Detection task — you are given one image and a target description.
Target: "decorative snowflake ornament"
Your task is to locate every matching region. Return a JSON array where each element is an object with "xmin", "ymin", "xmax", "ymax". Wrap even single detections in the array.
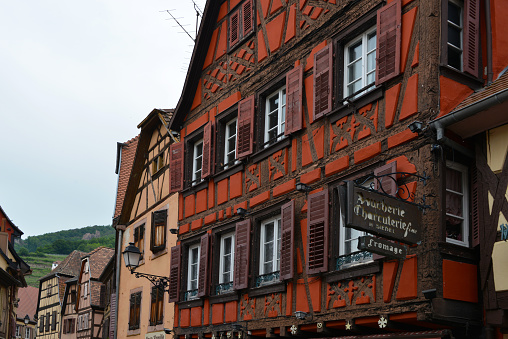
[
  {"xmin": 227, "ymin": 331, "xmax": 232, "ymax": 338},
  {"xmin": 290, "ymin": 324, "xmax": 298, "ymax": 335},
  {"xmin": 378, "ymin": 316, "xmax": 387, "ymax": 328}
]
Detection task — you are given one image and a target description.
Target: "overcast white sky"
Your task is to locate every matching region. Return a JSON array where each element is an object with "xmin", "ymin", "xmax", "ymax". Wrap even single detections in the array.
[{"xmin": 0, "ymin": 0, "xmax": 206, "ymax": 237}]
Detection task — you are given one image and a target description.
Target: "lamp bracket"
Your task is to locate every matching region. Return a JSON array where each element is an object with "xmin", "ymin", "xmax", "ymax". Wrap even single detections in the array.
[{"xmin": 130, "ymin": 269, "xmax": 171, "ymax": 293}]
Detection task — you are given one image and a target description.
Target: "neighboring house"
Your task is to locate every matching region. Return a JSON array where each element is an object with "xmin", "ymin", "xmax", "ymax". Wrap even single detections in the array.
[
  {"xmin": 0, "ymin": 205, "xmax": 23, "ymax": 244},
  {"xmin": 36, "ymin": 250, "xmax": 85, "ymax": 339},
  {"xmin": 16, "ymin": 286, "xmax": 38, "ymax": 339},
  {"xmin": 98, "ymin": 257, "xmax": 114, "ymax": 339},
  {"xmin": 164, "ymin": 0, "xmax": 507, "ymax": 338},
  {"xmin": 60, "ymin": 278, "xmax": 78, "ymax": 339},
  {"xmin": 113, "ymin": 109, "xmax": 179, "ymax": 339}
]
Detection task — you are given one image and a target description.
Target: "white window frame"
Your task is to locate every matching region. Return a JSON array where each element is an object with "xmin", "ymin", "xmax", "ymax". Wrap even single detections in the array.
[
  {"xmin": 445, "ymin": 161, "xmax": 469, "ymax": 247},
  {"xmin": 343, "ymin": 26, "xmax": 377, "ymax": 99},
  {"xmin": 25, "ymin": 327, "xmax": 30, "ymax": 339},
  {"xmin": 224, "ymin": 118, "xmax": 238, "ymax": 169},
  {"xmin": 187, "ymin": 244, "xmax": 200, "ymax": 297},
  {"xmin": 447, "ymin": 0, "xmax": 463, "ymax": 70},
  {"xmin": 15, "ymin": 325, "xmax": 20, "ymax": 337},
  {"xmin": 219, "ymin": 232, "xmax": 235, "ymax": 285},
  {"xmin": 264, "ymin": 87, "xmax": 286, "ymax": 147},
  {"xmin": 192, "ymin": 139, "xmax": 204, "ymax": 185},
  {"xmin": 259, "ymin": 216, "xmax": 281, "ymax": 276}
]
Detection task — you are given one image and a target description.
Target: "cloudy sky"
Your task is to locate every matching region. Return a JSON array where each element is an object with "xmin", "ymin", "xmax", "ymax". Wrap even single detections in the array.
[{"xmin": 0, "ymin": 0, "xmax": 205, "ymax": 237}]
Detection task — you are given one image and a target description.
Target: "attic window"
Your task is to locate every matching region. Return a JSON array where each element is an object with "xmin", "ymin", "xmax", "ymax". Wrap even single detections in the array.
[
  {"xmin": 152, "ymin": 153, "xmax": 164, "ymax": 174},
  {"xmin": 229, "ymin": 0, "xmax": 254, "ymax": 50},
  {"xmin": 84, "ymin": 261, "xmax": 89, "ymax": 273}
]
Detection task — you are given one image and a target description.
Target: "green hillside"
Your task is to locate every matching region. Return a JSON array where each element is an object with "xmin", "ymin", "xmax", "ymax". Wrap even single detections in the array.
[{"xmin": 21, "ymin": 253, "xmax": 68, "ymax": 288}]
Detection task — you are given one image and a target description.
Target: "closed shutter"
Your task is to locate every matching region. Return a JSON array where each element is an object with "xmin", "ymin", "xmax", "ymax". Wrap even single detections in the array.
[
  {"xmin": 313, "ymin": 44, "xmax": 333, "ymax": 120},
  {"xmin": 307, "ymin": 190, "xmax": 329, "ymax": 274},
  {"xmin": 201, "ymin": 121, "xmax": 213, "ymax": 179},
  {"xmin": 374, "ymin": 161, "xmax": 397, "ymax": 196},
  {"xmin": 233, "ymin": 219, "xmax": 251, "ymax": 289},
  {"xmin": 280, "ymin": 201, "xmax": 295, "ymax": 280},
  {"xmin": 230, "ymin": 9, "xmax": 240, "ymax": 47},
  {"xmin": 471, "ymin": 165, "xmax": 480, "ymax": 247},
  {"xmin": 242, "ymin": 0, "xmax": 254, "ymax": 37},
  {"xmin": 285, "ymin": 65, "xmax": 303, "ymax": 135},
  {"xmin": 169, "ymin": 142, "xmax": 184, "ymax": 192},
  {"xmin": 236, "ymin": 95, "xmax": 255, "ymax": 158},
  {"xmin": 63, "ymin": 319, "xmax": 67, "ymax": 334},
  {"xmin": 39, "ymin": 316, "xmax": 44, "ymax": 333},
  {"xmin": 376, "ymin": 0, "xmax": 401, "ymax": 85},
  {"xmin": 109, "ymin": 293, "xmax": 116, "ymax": 337},
  {"xmin": 45, "ymin": 313, "xmax": 50, "ymax": 332},
  {"xmin": 72, "ymin": 318, "xmax": 76, "ymax": 333},
  {"xmin": 463, "ymin": 0, "xmax": 479, "ymax": 77},
  {"xmin": 198, "ymin": 233, "xmax": 210, "ymax": 297},
  {"xmin": 168, "ymin": 245, "xmax": 181, "ymax": 302}
]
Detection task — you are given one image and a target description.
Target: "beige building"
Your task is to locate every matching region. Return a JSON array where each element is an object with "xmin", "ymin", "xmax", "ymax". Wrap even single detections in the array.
[{"xmin": 113, "ymin": 109, "xmax": 179, "ymax": 339}]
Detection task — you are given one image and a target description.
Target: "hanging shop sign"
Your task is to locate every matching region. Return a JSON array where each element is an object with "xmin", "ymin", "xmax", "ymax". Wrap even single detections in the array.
[
  {"xmin": 358, "ymin": 236, "xmax": 407, "ymax": 259},
  {"xmin": 347, "ymin": 182, "xmax": 421, "ymax": 244}
]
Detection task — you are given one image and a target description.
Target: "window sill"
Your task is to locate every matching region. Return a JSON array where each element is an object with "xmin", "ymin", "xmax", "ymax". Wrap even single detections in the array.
[
  {"xmin": 440, "ymin": 65, "xmax": 483, "ymax": 90},
  {"xmin": 248, "ymin": 281, "xmax": 286, "ymax": 297},
  {"xmin": 209, "ymin": 291, "xmax": 239, "ymax": 304},
  {"xmin": 213, "ymin": 163, "xmax": 244, "ymax": 182},
  {"xmin": 329, "ymin": 87, "xmax": 384, "ymax": 124},
  {"xmin": 251, "ymin": 137, "xmax": 292, "ymax": 164},
  {"xmin": 177, "ymin": 298, "xmax": 204, "ymax": 310},
  {"xmin": 438, "ymin": 241, "xmax": 476, "ymax": 262},
  {"xmin": 150, "ymin": 248, "xmax": 167, "ymax": 260},
  {"xmin": 324, "ymin": 261, "xmax": 380, "ymax": 283},
  {"xmin": 147, "ymin": 324, "xmax": 164, "ymax": 333},
  {"xmin": 127, "ymin": 328, "xmax": 141, "ymax": 336},
  {"xmin": 182, "ymin": 180, "xmax": 209, "ymax": 197}
]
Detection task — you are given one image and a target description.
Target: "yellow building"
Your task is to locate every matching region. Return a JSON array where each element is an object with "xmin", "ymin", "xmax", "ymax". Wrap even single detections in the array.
[{"xmin": 113, "ymin": 109, "xmax": 179, "ymax": 339}]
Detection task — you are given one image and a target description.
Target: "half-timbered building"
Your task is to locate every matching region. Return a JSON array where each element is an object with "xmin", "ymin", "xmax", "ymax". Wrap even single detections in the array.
[
  {"xmin": 114, "ymin": 109, "xmax": 180, "ymax": 339},
  {"xmin": 165, "ymin": 0, "xmax": 508, "ymax": 338}
]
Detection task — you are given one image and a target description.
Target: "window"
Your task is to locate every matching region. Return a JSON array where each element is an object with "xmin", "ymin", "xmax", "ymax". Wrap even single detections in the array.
[
  {"xmin": 151, "ymin": 210, "xmax": 167, "ymax": 253},
  {"xmin": 192, "ymin": 139, "xmax": 204, "ymax": 185},
  {"xmin": 45, "ymin": 313, "xmax": 50, "ymax": 332},
  {"xmin": 217, "ymin": 232, "xmax": 235, "ymax": 293},
  {"xmin": 52, "ymin": 311, "xmax": 57, "ymax": 331},
  {"xmin": 445, "ymin": 161, "xmax": 469, "ymax": 246},
  {"xmin": 152, "ymin": 153, "xmax": 164, "ymax": 174},
  {"xmin": 71, "ymin": 290, "xmax": 77, "ymax": 304},
  {"xmin": 39, "ymin": 316, "xmax": 44, "ymax": 333},
  {"xmin": 186, "ymin": 244, "xmax": 200, "ymax": 300},
  {"xmin": 229, "ymin": 0, "xmax": 254, "ymax": 49},
  {"xmin": 25, "ymin": 327, "xmax": 30, "ymax": 338},
  {"xmin": 149, "ymin": 286, "xmax": 164, "ymax": 326},
  {"xmin": 83, "ymin": 281, "xmax": 88, "ymax": 298},
  {"xmin": 84, "ymin": 261, "xmax": 89, "ymax": 273},
  {"xmin": 134, "ymin": 224, "xmax": 145, "ymax": 260},
  {"xmin": 224, "ymin": 118, "xmax": 238, "ymax": 169},
  {"xmin": 264, "ymin": 87, "xmax": 286, "ymax": 147},
  {"xmin": 344, "ymin": 26, "xmax": 376, "ymax": 99},
  {"xmin": 447, "ymin": 1, "xmax": 463, "ymax": 70},
  {"xmin": 256, "ymin": 216, "xmax": 282, "ymax": 286},
  {"xmin": 129, "ymin": 291, "xmax": 141, "ymax": 331},
  {"xmin": 15, "ymin": 325, "xmax": 20, "ymax": 337}
]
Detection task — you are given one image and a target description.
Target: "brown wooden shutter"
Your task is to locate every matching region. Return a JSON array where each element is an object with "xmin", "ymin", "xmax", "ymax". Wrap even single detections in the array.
[
  {"xmin": 280, "ymin": 201, "xmax": 295, "ymax": 280},
  {"xmin": 242, "ymin": 0, "xmax": 254, "ymax": 37},
  {"xmin": 109, "ymin": 293, "xmax": 116, "ymax": 337},
  {"xmin": 201, "ymin": 121, "xmax": 213, "ymax": 179},
  {"xmin": 198, "ymin": 233, "xmax": 210, "ymax": 297},
  {"xmin": 169, "ymin": 142, "xmax": 184, "ymax": 192},
  {"xmin": 376, "ymin": 0, "xmax": 401, "ymax": 85},
  {"xmin": 374, "ymin": 161, "xmax": 397, "ymax": 196},
  {"xmin": 233, "ymin": 219, "xmax": 251, "ymax": 289},
  {"xmin": 230, "ymin": 9, "xmax": 240, "ymax": 47},
  {"xmin": 307, "ymin": 190, "xmax": 329, "ymax": 274},
  {"xmin": 313, "ymin": 44, "xmax": 333, "ymax": 120},
  {"xmin": 168, "ymin": 245, "xmax": 181, "ymax": 302},
  {"xmin": 285, "ymin": 66, "xmax": 303, "ymax": 135},
  {"xmin": 39, "ymin": 316, "xmax": 44, "ymax": 332},
  {"xmin": 63, "ymin": 319, "xmax": 67, "ymax": 334},
  {"xmin": 236, "ymin": 95, "xmax": 255, "ymax": 158},
  {"xmin": 463, "ymin": 0, "xmax": 479, "ymax": 77},
  {"xmin": 471, "ymin": 165, "xmax": 480, "ymax": 247},
  {"xmin": 45, "ymin": 313, "xmax": 50, "ymax": 332}
]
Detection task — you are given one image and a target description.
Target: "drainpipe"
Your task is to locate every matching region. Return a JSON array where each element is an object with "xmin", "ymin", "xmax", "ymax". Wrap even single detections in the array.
[
  {"xmin": 485, "ymin": 0, "xmax": 493, "ymax": 85},
  {"xmin": 114, "ymin": 227, "xmax": 123, "ymax": 339}
]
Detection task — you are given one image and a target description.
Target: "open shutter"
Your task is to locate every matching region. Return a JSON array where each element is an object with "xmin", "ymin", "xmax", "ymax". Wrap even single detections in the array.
[
  {"xmin": 201, "ymin": 122, "xmax": 213, "ymax": 179},
  {"xmin": 307, "ymin": 190, "xmax": 329, "ymax": 274},
  {"xmin": 109, "ymin": 293, "xmax": 116, "ymax": 337},
  {"xmin": 236, "ymin": 95, "xmax": 255, "ymax": 158},
  {"xmin": 463, "ymin": 0, "xmax": 479, "ymax": 77},
  {"xmin": 198, "ymin": 233, "xmax": 210, "ymax": 297},
  {"xmin": 168, "ymin": 245, "xmax": 181, "ymax": 302},
  {"xmin": 242, "ymin": 0, "xmax": 254, "ymax": 37},
  {"xmin": 374, "ymin": 161, "xmax": 397, "ymax": 196},
  {"xmin": 471, "ymin": 166, "xmax": 480, "ymax": 247},
  {"xmin": 376, "ymin": 0, "xmax": 401, "ymax": 85},
  {"xmin": 280, "ymin": 201, "xmax": 295, "ymax": 280},
  {"xmin": 313, "ymin": 44, "xmax": 333, "ymax": 120},
  {"xmin": 234, "ymin": 219, "xmax": 251, "ymax": 290},
  {"xmin": 230, "ymin": 9, "xmax": 240, "ymax": 47},
  {"xmin": 285, "ymin": 65, "xmax": 303, "ymax": 135},
  {"xmin": 169, "ymin": 142, "xmax": 184, "ymax": 193}
]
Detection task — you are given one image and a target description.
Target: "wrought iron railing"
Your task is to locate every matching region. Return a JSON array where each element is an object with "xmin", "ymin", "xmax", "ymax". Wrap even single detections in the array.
[
  {"xmin": 255, "ymin": 271, "xmax": 280, "ymax": 287},
  {"xmin": 215, "ymin": 282, "xmax": 234, "ymax": 295},
  {"xmin": 184, "ymin": 289, "xmax": 198, "ymax": 301},
  {"xmin": 336, "ymin": 251, "xmax": 373, "ymax": 270}
]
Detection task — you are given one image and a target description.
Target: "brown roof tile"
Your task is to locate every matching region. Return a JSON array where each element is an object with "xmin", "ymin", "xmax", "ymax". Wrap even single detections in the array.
[
  {"xmin": 453, "ymin": 71, "xmax": 508, "ymax": 112},
  {"xmin": 17, "ymin": 286, "xmax": 38, "ymax": 320},
  {"xmin": 86, "ymin": 247, "xmax": 114, "ymax": 280},
  {"xmin": 114, "ymin": 135, "xmax": 139, "ymax": 219},
  {"xmin": 40, "ymin": 250, "xmax": 86, "ymax": 281}
]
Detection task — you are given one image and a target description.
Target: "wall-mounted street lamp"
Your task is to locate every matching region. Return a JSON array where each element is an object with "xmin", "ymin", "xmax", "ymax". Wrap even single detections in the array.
[
  {"xmin": 407, "ymin": 120, "xmax": 426, "ymax": 134},
  {"xmin": 123, "ymin": 243, "xmax": 171, "ymax": 292},
  {"xmin": 24, "ymin": 315, "xmax": 30, "ymax": 325},
  {"xmin": 295, "ymin": 182, "xmax": 312, "ymax": 192},
  {"xmin": 294, "ymin": 311, "xmax": 309, "ymax": 320},
  {"xmin": 236, "ymin": 208, "xmax": 249, "ymax": 217}
]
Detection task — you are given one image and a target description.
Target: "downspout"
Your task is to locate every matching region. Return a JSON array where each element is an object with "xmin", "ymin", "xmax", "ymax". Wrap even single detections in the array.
[
  {"xmin": 114, "ymin": 228, "xmax": 123, "ymax": 339},
  {"xmin": 485, "ymin": 0, "xmax": 493, "ymax": 85}
]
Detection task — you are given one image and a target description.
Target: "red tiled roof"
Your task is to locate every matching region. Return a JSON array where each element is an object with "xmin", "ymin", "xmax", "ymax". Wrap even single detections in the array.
[
  {"xmin": 17, "ymin": 286, "xmax": 38, "ymax": 320},
  {"xmin": 114, "ymin": 135, "xmax": 139, "ymax": 219},
  {"xmin": 86, "ymin": 247, "xmax": 114, "ymax": 280},
  {"xmin": 40, "ymin": 250, "xmax": 86, "ymax": 281},
  {"xmin": 453, "ymin": 70, "xmax": 508, "ymax": 112}
]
